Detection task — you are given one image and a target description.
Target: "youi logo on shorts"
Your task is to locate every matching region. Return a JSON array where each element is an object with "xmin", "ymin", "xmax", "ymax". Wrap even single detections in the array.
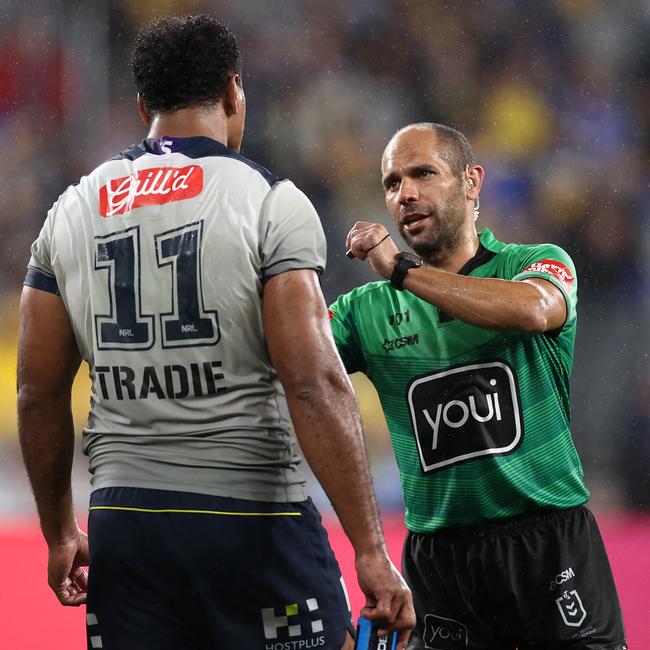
[
  {"xmin": 99, "ymin": 165, "xmax": 203, "ymax": 217},
  {"xmin": 261, "ymin": 598, "xmax": 325, "ymax": 649},
  {"xmin": 422, "ymin": 614, "xmax": 467, "ymax": 649},
  {"xmin": 407, "ymin": 361, "xmax": 522, "ymax": 473}
]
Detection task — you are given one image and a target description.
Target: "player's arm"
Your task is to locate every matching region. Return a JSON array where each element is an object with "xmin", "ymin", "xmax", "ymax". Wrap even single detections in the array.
[
  {"xmin": 347, "ymin": 222, "xmax": 566, "ymax": 332},
  {"xmin": 263, "ymin": 269, "xmax": 415, "ymax": 647},
  {"xmin": 17, "ymin": 286, "xmax": 88, "ymax": 606}
]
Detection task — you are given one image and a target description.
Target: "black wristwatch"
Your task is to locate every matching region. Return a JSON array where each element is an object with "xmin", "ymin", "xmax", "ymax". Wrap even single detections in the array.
[{"xmin": 390, "ymin": 252, "xmax": 423, "ymax": 290}]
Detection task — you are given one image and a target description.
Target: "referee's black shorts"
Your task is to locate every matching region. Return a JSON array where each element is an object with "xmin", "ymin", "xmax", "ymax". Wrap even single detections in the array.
[
  {"xmin": 403, "ymin": 506, "xmax": 626, "ymax": 650},
  {"xmin": 85, "ymin": 487, "xmax": 354, "ymax": 650}
]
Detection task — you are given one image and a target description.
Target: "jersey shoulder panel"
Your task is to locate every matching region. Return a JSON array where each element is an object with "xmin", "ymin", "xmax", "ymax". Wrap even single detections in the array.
[
  {"xmin": 25, "ymin": 180, "xmax": 92, "ymax": 291},
  {"xmin": 109, "ymin": 137, "xmax": 285, "ymax": 187},
  {"xmin": 507, "ymin": 242, "xmax": 577, "ymax": 323},
  {"xmin": 480, "ymin": 230, "xmax": 578, "ymax": 324},
  {"xmin": 259, "ymin": 180, "xmax": 326, "ymax": 279},
  {"xmin": 480, "ymin": 228, "xmax": 575, "ymax": 272}
]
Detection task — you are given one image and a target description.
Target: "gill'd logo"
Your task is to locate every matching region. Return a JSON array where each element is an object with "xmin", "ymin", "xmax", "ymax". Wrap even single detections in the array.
[
  {"xmin": 99, "ymin": 165, "xmax": 203, "ymax": 217},
  {"xmin": 407, "ymin": 361, "xmax": 522, "ymax": 473},
  {"xmin": 521, "ymin": 259, "xmax": 574, "ymax": 290}
]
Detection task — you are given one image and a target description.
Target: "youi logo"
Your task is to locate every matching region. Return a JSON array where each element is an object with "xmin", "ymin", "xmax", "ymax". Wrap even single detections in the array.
[
  {"xmin": 422, "ymin": 614, "xmax": 467, "ymax": 649},
  {"xmin": 407, "ymin": 361, "xmax": 522, "ymax": 473}
]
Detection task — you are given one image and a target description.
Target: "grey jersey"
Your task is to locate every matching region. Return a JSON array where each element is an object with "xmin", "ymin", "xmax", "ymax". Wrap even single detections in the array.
[{"xmin": 25, "ymin": 136, "xmax": 326, "ymax": 502}]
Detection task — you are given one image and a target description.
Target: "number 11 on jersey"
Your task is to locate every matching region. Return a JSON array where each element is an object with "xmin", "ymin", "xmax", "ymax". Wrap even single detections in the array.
[{"xmin": 94, "ymin": 220, "xmax": 219, "ymax": 351}]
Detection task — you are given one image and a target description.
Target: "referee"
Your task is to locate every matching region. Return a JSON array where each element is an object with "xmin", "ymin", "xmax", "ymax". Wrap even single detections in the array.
[{"xmin": 331, "ymin": 122, "xmax": 626, "ymax": 649}]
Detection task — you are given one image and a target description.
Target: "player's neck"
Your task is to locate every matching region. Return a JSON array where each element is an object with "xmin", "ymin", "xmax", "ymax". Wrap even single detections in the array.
[{"xmin": 146, "ymin": 106, "xmax": 229, "ymax": 147}]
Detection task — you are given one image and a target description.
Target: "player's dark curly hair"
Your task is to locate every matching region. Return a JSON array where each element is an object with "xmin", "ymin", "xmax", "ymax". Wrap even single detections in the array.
[{"xmin": 131, "ymin": 14, "xmax": 241, "ymax": 114}]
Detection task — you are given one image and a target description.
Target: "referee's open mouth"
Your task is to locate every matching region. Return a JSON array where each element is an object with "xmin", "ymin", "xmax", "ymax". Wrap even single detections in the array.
[{"xmin": 401, "ymin": 212, "xmax": 429, "ymax": 233}]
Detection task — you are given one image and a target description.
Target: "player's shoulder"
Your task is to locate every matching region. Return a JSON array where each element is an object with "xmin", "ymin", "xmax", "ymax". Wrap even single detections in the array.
[
  {"xmin": 78, "ymin": 136, "xmax": 288, "ymax": 197},
  {"xmin": 60, "ymin": 137, "xmax": 293, "ymax": 219},
  {"xmin": 109, "ymin": 137, "xmax": 286, "ymax": 187}
]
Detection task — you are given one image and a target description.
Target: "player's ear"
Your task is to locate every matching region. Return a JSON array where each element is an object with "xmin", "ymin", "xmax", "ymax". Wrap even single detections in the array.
[
  {"xmin": 136, "ymin": 94, "xmax": 151, "ymax": 126},
  {"xmin": 223, "ymin": 73, "xmax": 244, "ymax": 117}
]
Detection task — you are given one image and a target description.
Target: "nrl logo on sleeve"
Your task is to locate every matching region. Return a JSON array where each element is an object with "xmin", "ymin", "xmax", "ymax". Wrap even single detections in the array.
[
  {"xmin": 407, "ymin": 361, "xmax": 523, "ymax": 473},
  {"xmin": 99, "ymin": 165, "xmax": 203, "ymax": 217},
  {"xmin": 522, "ymin": 259, "xmax": 574, "ymax": 289}
]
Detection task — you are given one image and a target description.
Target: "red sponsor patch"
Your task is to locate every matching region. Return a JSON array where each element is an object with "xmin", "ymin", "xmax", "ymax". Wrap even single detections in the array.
[
  {"xmin": 99, "ymin": 165, "xmax": 203, "ymax": 217},
  {"xmin": 522, "ymin": 259, "xmax": 574, "ymax": 289},
  {"xmin": 328, "ymin": 309, "xmax": 335, "ymax": 320}
]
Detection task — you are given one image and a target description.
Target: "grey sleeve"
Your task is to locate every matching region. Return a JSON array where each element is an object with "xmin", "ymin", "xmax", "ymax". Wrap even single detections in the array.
[
  {"xmin": 24, "ymin": 194, "xmax": 62, "ymax": 294},
  {"xmin": 259, "ymin": 180, "xmax": 326, "ymax": 281}
]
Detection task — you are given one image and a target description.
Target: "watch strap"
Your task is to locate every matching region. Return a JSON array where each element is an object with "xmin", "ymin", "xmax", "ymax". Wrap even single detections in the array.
[{"xmin": 390, "ymin": 253, "xmax": 422, "ymax": 291}]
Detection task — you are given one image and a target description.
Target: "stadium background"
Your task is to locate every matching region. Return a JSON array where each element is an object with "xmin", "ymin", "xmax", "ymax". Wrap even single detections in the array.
[{"xmin": 0, "ymin": 0, "xmax": 648, "ymax": 647}]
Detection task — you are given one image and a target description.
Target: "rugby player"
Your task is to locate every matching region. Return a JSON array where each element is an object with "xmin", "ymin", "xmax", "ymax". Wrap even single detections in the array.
[
  {"xmin": 330, "ymin": 123, "xmax": 626, "ymax": 649},
  {"xmin": 17, "ymin": 15, "xmax": 414, "ymax": 650}
]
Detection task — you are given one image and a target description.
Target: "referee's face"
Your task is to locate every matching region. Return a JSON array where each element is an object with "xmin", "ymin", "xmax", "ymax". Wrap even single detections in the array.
[{"xmin": 382, "ymin": 128, "xmax": 467, "ymax": 261}]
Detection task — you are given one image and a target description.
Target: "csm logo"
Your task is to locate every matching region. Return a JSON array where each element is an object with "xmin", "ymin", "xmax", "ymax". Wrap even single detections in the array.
[
  {"xmin": 549, "ymin": 567, "xmax": 575, "ymax": 591},
  {"xmin": 383, "ymin": 333, "xmax": 419, "ymax": 353},
  {"xmin": 262, "ymin": 598, "xmax": 325, "ymax": 648},
  {"xmin": 556, "ymin": 589, "xmax": 587, "ymax": 627},
  {"xmin": 423, "ymin": 614, "xmax": 468, "ymax": 649},
  {"xmin": 407, "ymin": 361, "xmax": 522, "ymax": 473}
]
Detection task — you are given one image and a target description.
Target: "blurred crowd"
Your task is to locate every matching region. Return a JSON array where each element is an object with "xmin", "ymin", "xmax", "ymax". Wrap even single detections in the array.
[{"xmin": 0, "ymin": 0, "xmax": 649, "ymax": 516}]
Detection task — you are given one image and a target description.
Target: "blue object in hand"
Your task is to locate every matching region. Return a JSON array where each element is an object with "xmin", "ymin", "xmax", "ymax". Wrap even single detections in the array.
[{"xmin": 355, "ymin": 616, "xmax": 398, "ymax": 650}]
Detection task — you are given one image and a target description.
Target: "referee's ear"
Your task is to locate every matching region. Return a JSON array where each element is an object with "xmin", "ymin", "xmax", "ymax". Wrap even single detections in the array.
[{"xmin": 136, "ymin": 94, "xmax": 151, "ymax": 126}]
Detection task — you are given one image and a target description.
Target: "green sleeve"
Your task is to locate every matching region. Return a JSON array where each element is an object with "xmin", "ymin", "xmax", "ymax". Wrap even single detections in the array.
[
  {"xmin": 328, "ymin": 293, "xmax": 366, "ymax": 374},
  {"xmin": 511, "ymin": 243, "xmax": 578, "ymax": 325}
]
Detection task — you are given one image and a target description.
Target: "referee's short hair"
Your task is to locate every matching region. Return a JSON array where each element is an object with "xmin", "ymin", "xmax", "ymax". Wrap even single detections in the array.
[
  {"xmin": 398, "ymin": 122, "xmax": 476, "ymax": 180},
  {"xmin": 131, "ymin": 14, "xmax": 241, "ymax": 115}
]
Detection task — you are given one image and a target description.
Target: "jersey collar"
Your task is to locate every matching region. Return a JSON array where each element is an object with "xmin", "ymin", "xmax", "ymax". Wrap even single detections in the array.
[
  {"xmin": 455, "ymin": 228, "xmax": 502, "ymax": 276},
  {"xmin": 112, "ymin": 136, "xmax": 284, "ymax": 187},
  {"xmin": 478, "ymin": 227, "xmax": 507, "ymax": 253}
]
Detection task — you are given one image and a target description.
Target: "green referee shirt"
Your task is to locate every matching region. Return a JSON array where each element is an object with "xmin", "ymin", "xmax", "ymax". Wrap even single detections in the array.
[{"xmin": 329, "ymin": 228, "xmax": 589, "ymax": 533}]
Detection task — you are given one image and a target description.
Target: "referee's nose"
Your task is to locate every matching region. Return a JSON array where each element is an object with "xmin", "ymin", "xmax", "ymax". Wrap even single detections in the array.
[{"xmin": 398, "ymin": 176, "xmax": 419, "ymax": 205}]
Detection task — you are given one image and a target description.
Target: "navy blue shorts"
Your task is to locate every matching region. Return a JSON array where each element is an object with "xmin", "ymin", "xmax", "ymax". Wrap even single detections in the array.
[
  {"xmin": 86, "ymin": 487, "xmax": 354, "ymax": 650},
  {"xmin": 403, "ymin": 506, "xmax": 626, "ymax": 650}
]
